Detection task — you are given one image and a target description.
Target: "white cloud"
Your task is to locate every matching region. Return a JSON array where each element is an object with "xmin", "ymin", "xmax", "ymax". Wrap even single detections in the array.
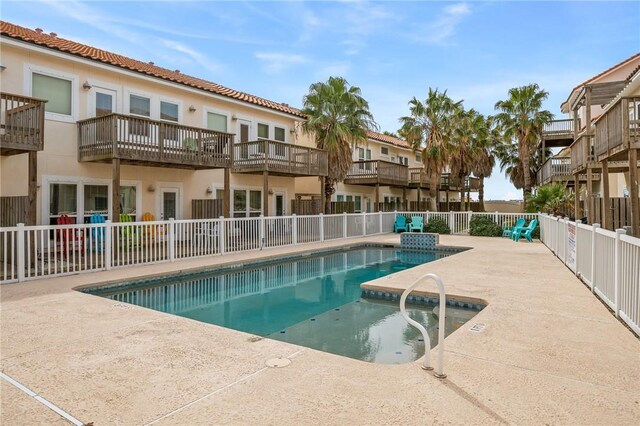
[
  {"xmin": 413, "ymin": 2, "xmax": 471, "ymax": 45},
  {"xmin": 255, "ymin": 52, "xmax": 308, "ymax": 73}
]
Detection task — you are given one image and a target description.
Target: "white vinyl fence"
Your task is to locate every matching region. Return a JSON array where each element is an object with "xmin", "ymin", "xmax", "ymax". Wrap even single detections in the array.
[
  {"xmin": 1, "ymin": 210, "xmax": 535, "ymax": 285},
  {"xmin": 540, "ymin": 214, "xmax": 640, "ymax": 336}
]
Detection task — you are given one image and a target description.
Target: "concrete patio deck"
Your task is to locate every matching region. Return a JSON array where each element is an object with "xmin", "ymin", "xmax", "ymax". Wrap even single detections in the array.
[{"xmin": 1, "ymin": 235, "xmax": 638, "ymax": 425}]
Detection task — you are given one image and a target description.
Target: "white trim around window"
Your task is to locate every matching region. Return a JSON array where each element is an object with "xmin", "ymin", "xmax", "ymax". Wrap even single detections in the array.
[
  {"xmin": 85, "ymin": 79, "xmax": 122, "ymax": 118},
  {"xmin": 24, "ymin": 63, "xmax": 79, "ymax": 123},
  {"xmin": 203, "ymin": 106, "xmax": 232, "ymax": 133}
]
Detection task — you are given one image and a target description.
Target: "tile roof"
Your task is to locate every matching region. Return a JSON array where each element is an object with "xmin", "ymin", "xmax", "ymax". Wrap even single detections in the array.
[
  {"xmin": 0, "ymin": 21, "xmax": 305, "ymax": 118},
  {"xmin": 367, "ymin": 130, "xmax": 411, "ymax": 149},
  {"xmin": 573, "ymin": 52, "xmax": 640, "ymax": 90}
]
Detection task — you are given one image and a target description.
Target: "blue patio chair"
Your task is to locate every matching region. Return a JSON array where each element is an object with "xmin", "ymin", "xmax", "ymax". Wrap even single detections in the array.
[
  {"xmin": 514, "ymin": 219, "xmax": 538, "ymax": 242},
  {"xmin": 409, "ymin": 216, "xmax": 424, "ymax": 233},
  {"xmin": 394, "ymin": 215, "xmax": 408, "ymax": 233},
  {"xmin": 89, "ymin": 213, "xmax": 106, "ymax": 251},
  {"xmin": 502, "ymin": 217, "xmax": 525, "ymax": 238}
]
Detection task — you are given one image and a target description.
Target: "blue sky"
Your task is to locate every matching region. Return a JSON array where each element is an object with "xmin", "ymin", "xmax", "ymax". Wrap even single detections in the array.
[{"xmin": 3, "ymin": 1, "xmax": 639, "ymax": 200}]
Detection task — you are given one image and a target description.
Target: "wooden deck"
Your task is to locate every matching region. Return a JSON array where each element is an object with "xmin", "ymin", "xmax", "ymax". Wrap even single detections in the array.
[
  {"xmin": 77, "ymin": 114, "xmax": 233, "ymax": 169},
  {"xmin": 594, "ymin": 97, "xmax": 640, "ymax": 162},
  {"xmin": 0, "ymin": 93, "xmax": 46, "ymax": 156},
  {"xmin": 343, "ymin": 160, "xmax": 408, "ymax": 187},
  {"xmin": 541, "ymin": 119, "xmax": 576, "ymax": 147},
  {"xmin": 407, "ymin": 167, "xmax": 430, "ymax": 189},
  {"xmin": 231, "ymin": 140, "xmax": 327, "ymax": 177}
]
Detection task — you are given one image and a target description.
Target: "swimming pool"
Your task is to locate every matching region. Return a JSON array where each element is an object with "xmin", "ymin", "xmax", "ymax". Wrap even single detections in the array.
[{"xmin": 85, "ymin": 245, "xmax": 481, "ymax": 364}]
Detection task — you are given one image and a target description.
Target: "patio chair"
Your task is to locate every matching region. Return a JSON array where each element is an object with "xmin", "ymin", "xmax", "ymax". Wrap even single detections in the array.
[
  {"xmin": 409, "ymin": 216, "xmax": 424, "ymax": 233},
  {"xmin": 394, "ymin": 215, "xmax": 408, "ymax": 233},
  {"xmin": 56, "ymin": 214, "xmax": 84, "ymax": 256},
  {"xmin": 141, "ymin": 212, "xmax": 161, "ymax": 239},
  {"xmin": 118, "ymin": 213, "xmax": 137, "ymax": 246},
  {"xmin": 513, "ymin": 219, "xmax": 538, "ymax": 242},
  {"xmin": 502, "ymin": 217, "xmax": 525, "ymax": 238},
  {"xmin": 89, "ymin": 213, "xmax": 106, "ymax": 251}
]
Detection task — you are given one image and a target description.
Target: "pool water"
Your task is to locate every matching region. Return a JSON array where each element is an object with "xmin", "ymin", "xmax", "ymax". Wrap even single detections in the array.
[{"xmin": 86, "ymin": 246, "xmax": 479, "ymax": 364}]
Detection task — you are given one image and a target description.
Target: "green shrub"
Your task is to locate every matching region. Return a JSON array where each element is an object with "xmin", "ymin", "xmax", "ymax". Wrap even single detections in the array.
[
  {"xmin": 532, "ymin": 223, "xmax": 540, "ymax": 239},
  {"xmin": 424, "ymin": 217, "xmax": 451, "ymax": 234},
  {"xmin": 469, "ymin": 216, "xmax": 502, "ymax": 237}
]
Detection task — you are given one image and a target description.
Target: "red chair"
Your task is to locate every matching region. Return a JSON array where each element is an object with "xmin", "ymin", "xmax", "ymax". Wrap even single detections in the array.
[{"xmin": 56, "ymin": 215, "xmax": 84, "ymax": 256}]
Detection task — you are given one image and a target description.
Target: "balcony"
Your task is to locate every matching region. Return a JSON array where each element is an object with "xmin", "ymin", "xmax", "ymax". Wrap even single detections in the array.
[
  {"xmin": 231, "ymin": 140, "xmax": 327, "ymax": 177},
  {"xmin": 407, "ymin": 167, "xmax": 430, "ymax": 188},
  {"xmin": 0, "ymin": 93, "xmax": 46, "ymax": 156},
  {"xmin": 78, "ymin": 114, "xmax": 232, "ymax": 169},
  {"xmin": 344, "ymin": 160, "xmax": 408, "ymax": 187},
  {"xmin": 538, "ymin": 157, "xmax": 572, "ymax": 185},
  {"xmin": 594, "ymin": 97, "xmax": 640, "ymax": 161},
  {"xmin": 439, "ymin": 174, "xmax": 478, "ymax": 191},
  {"xmin": 541, "ymin": 119, "xmax": 578, "ymax": 148}
]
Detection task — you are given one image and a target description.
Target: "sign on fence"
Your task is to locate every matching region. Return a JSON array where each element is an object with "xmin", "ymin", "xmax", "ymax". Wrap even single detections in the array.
[{"xmin": 566, "ymin": 222, "xmax": 576, "ymax": 271}]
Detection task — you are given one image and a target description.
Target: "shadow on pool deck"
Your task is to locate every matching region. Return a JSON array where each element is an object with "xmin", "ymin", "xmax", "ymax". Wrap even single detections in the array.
[{"xmin": 1, "ymin": 234, "xmax": 639, "ymax": 425}]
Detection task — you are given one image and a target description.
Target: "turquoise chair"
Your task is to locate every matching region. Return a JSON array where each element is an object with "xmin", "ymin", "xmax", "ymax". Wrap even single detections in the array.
[
  {"xmin": 89, "ymin": 213, "xmax": 106, "ymax": 251},
  {"xmin": 394, "ymin": 215, "xmax": 408, "ymax": 233},
  {"xmin": 514, "ymin": 219, "xmax": 538, "ymax": 242},
  {"xmin": 502, "ymin": 218, "xmax": 525, "ymax": 238},
  {"xmin": 409, "ymin": 216, "xmax": 424, "ymax": 233}
]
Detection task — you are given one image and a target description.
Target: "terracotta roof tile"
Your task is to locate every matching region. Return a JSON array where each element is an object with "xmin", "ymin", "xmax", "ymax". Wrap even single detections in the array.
[
  {"xmin": 573, "ymin": 52, "xmax": 640, "ymax": 90},
  {"xmin": 367, "ymin": 130, "xmax": 411, "ymax": 149},
  {"xmin": 0, "ymin": 21, "xmax": 305, "ymax": 118}
]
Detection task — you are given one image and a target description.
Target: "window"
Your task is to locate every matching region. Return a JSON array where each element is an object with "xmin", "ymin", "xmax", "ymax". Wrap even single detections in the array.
[
  {"xmin": 274, "ymin": 127, "xmax": 285, "ymax": 142},
  {"xmin": 49, "ymin": 183, "xmax": 77, "ymax": 224},
  {"xmin": 354, "ymin": 196, "xmax": 362, "ymax": 213},
  {"xmin": 207, "ymin": 112, "xmax": 227, "ymax": 132},
  {"xmin": 130, "ymin": 94, "xmax": 150, "ymax": 117},
  {"xmin": 96, "ymin": 92, "xmax": 113, "ymax": 117},
  {"xmin": 415, "ymin": 155, "xmax": 421, "ymax": 162},
  {"xmin": 84, "ymin": 185, "xmax": 108, "ymax": 217},
  {"xmin": 160, "ymin": 101, "xmax": 179, "ymax": 122},
  {"xmin": 398, "ymin": 156, "xmax": 408, "ymax": 166},
  {"xmin": 233, "ymin": 189, "xmax": 262, "ymax": 217},
  {"xmin": 336, "ymin": 195, "xmax": 344, "ymax": 202},
  {"xmin": 381, "ymin": 147, "xmax": 389, "ymax": 155},
  {"xmin": 120, "ymin": 186, "xmax": 137, "ymax": 216},
  {"xmin": 32, "ymin": 72, "xmax": 72, "ymax": 116},
  {"xmin": 257, "ymin": 123, "xmax": 269, "ymax": 139}
]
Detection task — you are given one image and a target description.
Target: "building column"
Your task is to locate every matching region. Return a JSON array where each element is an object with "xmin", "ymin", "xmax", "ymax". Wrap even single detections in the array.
[
  {"xmin": 112, "ymin": 158, "xmax": 120, "ymax": 222},
  {"xmin": 586, "ymin": 166, "xmax": 593, "ymax": 224},
  {"xmin": 601, "ymin": 160, "xmax": 611, "ymax": 229},
  {"xmin": 223, "ymin": 168, "xmax": 230, "ymax": 218},
  {"xmin": 402, "ymin": 187, "xmax": 406, "ymax": 211},
  {"xmin": 320, "ymin": 177, "xmax": 326, "ymax": 214},
  {"xmin": 629, "ymin": 148, "xmax": 640, "ymax": 237},
  {"xmin": 27, "ymin": 151, "xmax": 37, "ymax": 226},
  {"xmin": 263, "ymin": 171, "xmax": 269, "ymax": 217},
  {"xmin": 375, "ymin": 183, "xmax": 380, "ymax": 212},
  {"xmin": 574, "ymin": 174, "xmax": 580, "ymax": 220}
]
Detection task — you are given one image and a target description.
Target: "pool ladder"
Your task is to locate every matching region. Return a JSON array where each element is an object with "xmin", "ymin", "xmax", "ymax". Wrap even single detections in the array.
[{"xmin": 399, "ymin": 273, "xmax": 447, "ymax": 379}]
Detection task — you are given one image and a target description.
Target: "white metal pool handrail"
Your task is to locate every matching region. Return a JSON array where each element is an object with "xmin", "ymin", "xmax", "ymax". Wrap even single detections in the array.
[{"xmin": 399, "ymin": 273, "xmax": 447, "ymax": 378}]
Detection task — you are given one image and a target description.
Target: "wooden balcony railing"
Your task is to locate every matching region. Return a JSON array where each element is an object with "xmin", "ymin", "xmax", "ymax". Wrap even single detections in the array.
[
  {"xmin": 344, "ymin": 160, "xmax": 408, "ymax": 186},
  {"xmin": 538, "ymin": 156, "xmax": 572, "ymax": 185},
  {"xmin": 232, "ymin": 140, "xmax": 328, "ymax": 177},
  {"xmin": 543, "ymin": 119, "xmax": 577, "ymax": 136},
  {"xmin": 440, "ymin": 175, "xmax": 480, "ymax": 191},
  {"xmin": 0, "ymin": 93, "xmax": 46, "ymax": 155},
  {"xmin": 78, "ymin": 114, "xmax": 232, "ymax": 169},
  {"xmin": 594, "ymin": 97, "xmax": 640, "ymax": 160},
  {"xmin": 408, "ymin": 167, "xmax": 430, "ymax": 187},
  {"xmin": 570, "ymin": 134, "xmax": 594, "ymax": 173}
]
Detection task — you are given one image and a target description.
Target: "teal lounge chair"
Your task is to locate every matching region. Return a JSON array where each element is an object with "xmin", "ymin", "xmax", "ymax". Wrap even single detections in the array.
[
  {"xmin": 409, "ymin": 216, "xmax": 424, "ymax": 233},
  {"xmin": 502, "ymin": 217, "xmax": 525, "ymax": 238},
  {"xmin": 514, "ymin": 219, "xmax": 538, "ymax": 242},
  {"xmin": 89, "ymin": 213, "xmax": 106, "ymax": 250},
  {"xmin": 394, "ymin": 215, "xmax": 408, "ymax": 233}
]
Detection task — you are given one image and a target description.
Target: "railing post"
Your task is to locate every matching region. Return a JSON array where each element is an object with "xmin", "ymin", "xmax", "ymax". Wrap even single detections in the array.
[
  {"xmin": 218, "ymin": 216, "xmax": 226, "ymax": 255},
  {"xmin": 449, "ymin": 211, "xmax": 454, "ymax": 233},
  {"xmin": 319, "ymin": 213, "xmax": 324, "ymax": 242},
  {"xmin": 16, "ymin": 223, "xmax": 25, "ymax": 282},
  {"xmin": 105, "ymin": 220, "xmax": 112, "ymax": 270},
  {"xmin": 379, "ymin": 210, "xmax": 383, "ymax": 233},
  {"xmin": 168, "ymin": 218, "xmax": 175, "ymax": 261},
  {"xmin": 591, "ymin": 223, "xmax": 600, "ymax": 293},
  {"xmin": 291, "ymin": 214, "xmax": 298, "ymax": 245},
  {"xmin": 260, "ymin": 215, "xmax": 265, "ymax": 249},
  {"xmin": 613, "ymin": 228, "xmax": 624, "ymax": 318},
  {"xmin": 362, "ymin": 211, "xmax": 367, "ymax": 236},
  {"xmin": 494, "ymin": 211, "xmax": 499, "ymax": 225},
  {"xmin": 574, "ymin": 219, "xmax": 579, "ymax": 276},
  {"xmin": 343, "ymin": 212, "xmax": 348, "ymax": 238}
]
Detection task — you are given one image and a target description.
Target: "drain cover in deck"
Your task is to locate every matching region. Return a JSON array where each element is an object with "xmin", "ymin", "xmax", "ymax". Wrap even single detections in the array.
[{"xmin": 265, "ymin": 357, "xmax": 291, "ymax": 368}]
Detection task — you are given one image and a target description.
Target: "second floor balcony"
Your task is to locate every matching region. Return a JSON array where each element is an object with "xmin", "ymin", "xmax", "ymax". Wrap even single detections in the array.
[
  {"xmin": 231, "ymin": 140, "xmax": 328, "ymax": 177},
  {"xmin": 1, "ymin": 93, "xmax": 46, "ymax": 156},
  {"xmin": 594, "ymin": 97, "xmax": 640, "ymax": 161},
  {"xmin": 538, "ymin": 156, "xmax": 572, "ymax": 185},
  {"xmin": 344, "ymin": 160, "xmax": 408, "ymax": 187},
  {"xmin": 78, "ymin": 113, "xmax": 232, "ymax": 169},
  {"xmin": 541, "ymin": 119, "xmax": 578, "ymax": 148}
]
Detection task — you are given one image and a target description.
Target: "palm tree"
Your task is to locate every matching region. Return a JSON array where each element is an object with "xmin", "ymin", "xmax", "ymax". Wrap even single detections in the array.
[
  {"xmin": 494, "ymin": 136, "xmax": 551, "ymax": 195},
  {"xmin": 301, "ymin": 77, "xmax": 377, "ymax": 213},
  {"xmin": 526, "ymin": 183, "xmax": 575, "ymax": 215},
  {"xmin": 493, "ymin": 84, "xmax": 553, "ymax": 209},
  {"xmin": 400, "ymin": 89, "xmax": 462, "ymax": 211},
  {"xmin": 470, "ymin": 117, "xmax": 497, "ymax": 211}
]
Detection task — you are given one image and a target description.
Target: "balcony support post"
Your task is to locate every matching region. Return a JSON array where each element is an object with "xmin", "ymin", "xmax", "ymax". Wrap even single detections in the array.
[
  {"xmin": 585, "ymin": 87, "xmax": 592, "ymax": 135},
  {"xmin": 629, "ymin": 148, "xmax": 640, "ymax": 237},
  {"xmin": 402, "ymin": 187, "xmax": 406, "ymax": 211},
  {"xmin": 27, "ymin": 151, "xmax": 37, "ymax": 226},
  {"xmin": 574, "ymin": 174, "xmax": 580, "ymax": 220},
  {"xmin": 601, "ymin": 160, "xmax": 611, "ymax": 230},
  {"xmin": 263, "ymin": 170, "xmax": 269, "ymax": 217},
  {"xmin": 375, "ymin": 183, "xmax": 380, "ymax": 213},
  {"xmin": 223, "ymin": 168, "xmax": 230, "ymax": 218},
  {"xmin": 541, "ymin": 138, "xmax": 546, "ymax": 164},
  {"xmin": 112, "ymin": 158, "xmax": 121, "ymax": 222},
  {"xmin": 320, "ymin": 177, "xmax": 326, "ymax": 214}
]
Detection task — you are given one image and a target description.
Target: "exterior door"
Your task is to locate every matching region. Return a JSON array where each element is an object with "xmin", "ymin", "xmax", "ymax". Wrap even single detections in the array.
[
  {"xmin": 237, "ymin": 120, "xmax": 251, "ymax": 159},
  {"xmin": 275, "ymin": 194, "xmax": 285, "ymax": 216},
  {"xmin": 93, "ymin": 87, "xmax": 117, "ymax": 117},
  {"xmin": 160, "ymin": 189, "xmax": 179, "ymax": 220}
]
